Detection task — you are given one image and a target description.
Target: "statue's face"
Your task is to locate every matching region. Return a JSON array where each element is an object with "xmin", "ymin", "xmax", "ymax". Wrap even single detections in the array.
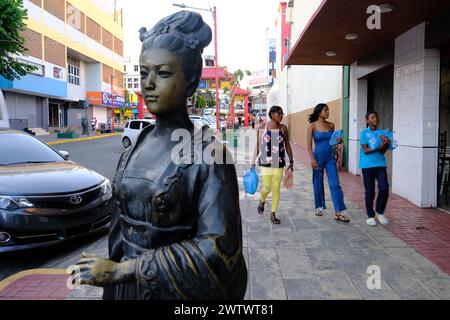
[{"xmin": 140, "ymin": 48, "xmax": 187, "ymax": 114}]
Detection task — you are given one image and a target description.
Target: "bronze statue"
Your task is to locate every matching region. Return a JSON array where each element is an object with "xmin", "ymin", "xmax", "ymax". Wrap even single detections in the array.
[{"xmin": 72, "ymin": 11, "xmax": 247, "ymax": 300}]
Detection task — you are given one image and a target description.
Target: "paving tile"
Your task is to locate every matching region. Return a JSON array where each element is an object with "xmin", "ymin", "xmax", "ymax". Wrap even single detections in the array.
[
  {"xmin": 284, "ymin": 279, "xmax": 324, "ymax": 300},
  {"xmin": 276, "ymin": 247, "xmax": 314, "ymax": 280},
  {"xmin": 249, "ymin": 271, "xmax": 286, "ymax": 300},
  {"xmin": 314, "ymin": 270, "xmax": 362, "ymax": 300}
]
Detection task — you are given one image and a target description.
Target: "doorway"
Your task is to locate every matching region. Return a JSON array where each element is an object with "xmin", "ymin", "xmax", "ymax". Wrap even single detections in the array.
[
  {"xmin": 48, "ymin": 103, "xmax": 60, "ymax": 127},
  {"xmin": 438, "ymin": 46, "xmax": 450, "ymax": 211}
]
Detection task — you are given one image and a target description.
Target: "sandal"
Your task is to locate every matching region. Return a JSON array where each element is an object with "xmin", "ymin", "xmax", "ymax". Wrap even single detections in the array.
[
  {"xmin": 257, "ymin": 201, "xmax": 265, "ymax": 215},
  {"xmin": 270, "ymin": 213, "xmax": 281, "ymax": 224},
  {"xmin": 315, "ymin": 207, "xmax": 324, "ymax": 216},
  {"xmin": 334, "ymin": 212, "xmax": 350, "ymax": 223}
]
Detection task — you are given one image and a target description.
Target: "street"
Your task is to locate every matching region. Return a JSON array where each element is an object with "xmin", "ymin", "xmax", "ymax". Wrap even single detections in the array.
[
  {"xmin": 0, "ymin": 137, "xmax": 123, "ymax": 281},
  {"xmin": 2, "ymin": 134, "xmax": 450, "ymax": 300}
]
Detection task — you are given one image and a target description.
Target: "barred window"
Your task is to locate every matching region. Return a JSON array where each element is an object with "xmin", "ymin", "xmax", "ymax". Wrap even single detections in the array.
[{"xmin": 68, "ymin": 62, "xmax": 80, "ymax": 86}]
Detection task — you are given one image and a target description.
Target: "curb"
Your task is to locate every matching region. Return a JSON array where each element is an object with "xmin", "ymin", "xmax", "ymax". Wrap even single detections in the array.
[
  {"xmin": 46, "ymin": 133, "xmax": 121, "ymax": 145},
  {"xmin": 0, "ymin": 269, "xmax": 67, "ymax": 291}
]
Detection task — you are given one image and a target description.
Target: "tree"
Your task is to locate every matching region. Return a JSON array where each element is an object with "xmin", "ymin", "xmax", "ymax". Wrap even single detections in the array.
[
  {"xmin": 0, "ymin": 0, "xmax": 36, "ymax": 80},
  {"xmin": 233, "ymin": 69, "xmax": 252, "ymax": 85},
  {"xmin": 195, "ymin": 94, "xmax": 207, "ymax": 109},
  {"xmin": 233, "ymin": 69, "xmax": 244, "ymax": 85}
]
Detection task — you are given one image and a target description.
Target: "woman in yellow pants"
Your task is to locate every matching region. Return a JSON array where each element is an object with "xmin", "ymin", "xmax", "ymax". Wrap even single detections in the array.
[{"xmin": 253, "ymin": 106, "xmax": 293, "ymax": 224}]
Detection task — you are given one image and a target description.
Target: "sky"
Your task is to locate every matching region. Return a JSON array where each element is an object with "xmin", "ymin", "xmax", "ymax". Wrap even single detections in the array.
[{"xmin": 113, "ymin": 0, "xmax": 280, "ymax": 74}]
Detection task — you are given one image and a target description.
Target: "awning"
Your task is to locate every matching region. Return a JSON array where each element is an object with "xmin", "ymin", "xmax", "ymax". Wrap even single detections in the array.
[{"xmin": 286, "ymin": 0, "xmax": 450, "ymax": 65}]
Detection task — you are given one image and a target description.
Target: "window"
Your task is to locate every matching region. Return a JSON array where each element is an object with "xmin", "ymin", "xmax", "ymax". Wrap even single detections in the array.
[
  {"xmin": 134, "ymin": 83, "xmax": 139, "ymax": 89},
  {"xmin": 129, "ymin": 121, "xmax": 140, "ymax": 130},
  {"xmin": 142, "ymin": 122, "xmax": 151, "ymax": 129},
  {"xmin": 67, "ymin": 59, "xmax": 80, "ymax": 86},
  {"xmin": 0, "ymin": 134, "xmax": 64, "ymax": 165},
  {"xmin": 128, "ymin": 84, "xmax": 133, "ymax": 89},
  {"xmin": 124, "ymin": 65, "xmax": 127, "ymax": 72},
  {"xmin": 127, "ymin": 78, "xmax": 132, "ymax": 82},
  {"xmin": 134, "ymin": 65, "xmax": 139, "ymax": 72},
  {"xmin": 134, "ymin": 78, "xmax": 139, "ymax": 83},
  {"xmin": 17, "ymin": 58, "xmax": 44, "ymax": 76}
]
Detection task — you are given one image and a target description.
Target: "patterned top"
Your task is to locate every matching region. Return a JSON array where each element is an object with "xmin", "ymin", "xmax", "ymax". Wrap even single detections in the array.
[{"xmin": 258, "ymin": 123, "xmax": 286, "ymax": 168}]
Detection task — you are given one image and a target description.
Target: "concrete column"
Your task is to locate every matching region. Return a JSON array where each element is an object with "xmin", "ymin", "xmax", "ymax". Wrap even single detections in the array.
[
  {"xmin": 392, "ymin": 22, "xmax": 440, "ymax": 207},
  {"xmin": 348, "ymin": 61, "xmax": 368, "ymax": 175}
]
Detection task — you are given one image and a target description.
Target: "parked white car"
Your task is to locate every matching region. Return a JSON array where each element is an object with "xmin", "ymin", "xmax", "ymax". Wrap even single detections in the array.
[
  {"xmin": 189, "ymin": 116, "xmax": 216, "ymax": 130},
  {"xmin": 122, "ymin": 119, "xmax": 155, "ymax": 148}
]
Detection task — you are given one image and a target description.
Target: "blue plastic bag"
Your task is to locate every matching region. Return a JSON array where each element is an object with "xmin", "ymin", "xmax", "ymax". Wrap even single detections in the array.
[
  {"xmin": 366, "ymin": 130, "xmax": 382, "ymax": 150},
  {"xmin": 329, "ymin": 129, "xmax": 344, "ymax": 146},
  {"xmin": 243, "ymin": 168, "xmax": 259, "ymax": 194},
  {"xmin": 379, "ymin": 129, "xmax": 398, "ymax": 150}
]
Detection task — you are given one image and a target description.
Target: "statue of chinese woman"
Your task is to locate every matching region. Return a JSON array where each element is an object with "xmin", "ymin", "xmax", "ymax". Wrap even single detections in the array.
[{"xmin": 72, "ymin": 10, "xmax": 247, "ymax": 300}]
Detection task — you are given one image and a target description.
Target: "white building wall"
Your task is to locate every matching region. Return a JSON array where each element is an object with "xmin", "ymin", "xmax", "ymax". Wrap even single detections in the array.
[
  {"xmin": 288, "ymin": 0, "xmax": 323, "ymax": 46},
  {"xmin": 278, "ymin": 65, "xmax": 342, "ymax": 114},
  {"xmin": 348, "ymin": 61, "xmax": 368, "ymax": 176},
  {"xmin": 392, "ymin": 23, "xmax": 440, "ymax": 207},
  {"xmin": 280, "ymin": 0, "xmax": 342, "ymax": 117}
]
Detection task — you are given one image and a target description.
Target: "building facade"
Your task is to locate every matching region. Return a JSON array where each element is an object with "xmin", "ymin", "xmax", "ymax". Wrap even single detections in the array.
[
  {"xmin": 286, "ymin": 0, "xmax": 450, "ymax": 210},
  {"xmin": 0, "ymin": 0, "xmax": 124, "ymax": 132},
  {"xmin": 275, "ymin": 0, "xmax": 343, "ymax": 148}
]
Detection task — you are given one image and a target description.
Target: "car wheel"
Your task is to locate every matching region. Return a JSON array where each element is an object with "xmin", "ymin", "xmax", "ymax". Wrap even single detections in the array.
[{"xmin": 122, "ymin": 137, "xmax": 131, "ymax": 148}]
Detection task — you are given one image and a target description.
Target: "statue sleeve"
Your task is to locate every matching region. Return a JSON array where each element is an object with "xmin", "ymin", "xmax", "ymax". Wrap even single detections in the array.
[{"xmin": 135, "ymin": 161, "xmax": 246, "ymax": 300}]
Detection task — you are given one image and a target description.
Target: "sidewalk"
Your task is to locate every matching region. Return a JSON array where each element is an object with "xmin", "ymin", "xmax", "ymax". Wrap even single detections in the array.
[
  {"xmin": 36, "ymin": 131, "xmax": 121, "ymax": 146},
  {"xmin": 1, "ymin": 131, "xmax": 450, "ymax": 300}
]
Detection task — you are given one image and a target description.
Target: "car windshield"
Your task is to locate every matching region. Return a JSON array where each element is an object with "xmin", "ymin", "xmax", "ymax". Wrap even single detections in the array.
[{"xmin": 0, "ymin": 133, "xmax": 64, "ymax": 165}]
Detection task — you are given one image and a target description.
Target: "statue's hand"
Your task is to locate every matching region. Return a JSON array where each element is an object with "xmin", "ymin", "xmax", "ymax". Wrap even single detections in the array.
[{"xmin": 72, "ymin": 252, "xmax": 119, "ymax": 287}]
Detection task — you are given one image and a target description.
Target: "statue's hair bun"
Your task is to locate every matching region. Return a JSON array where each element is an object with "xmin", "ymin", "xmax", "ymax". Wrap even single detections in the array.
[{"xmin": 139, "ymin": 11, "xmax": 212, "ymax": 52}]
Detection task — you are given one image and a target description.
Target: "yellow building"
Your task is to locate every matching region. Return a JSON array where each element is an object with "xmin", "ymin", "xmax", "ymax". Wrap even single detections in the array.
[{"xmin": 0, "ymin": 0, "xmax": 124, "ymax": 133}]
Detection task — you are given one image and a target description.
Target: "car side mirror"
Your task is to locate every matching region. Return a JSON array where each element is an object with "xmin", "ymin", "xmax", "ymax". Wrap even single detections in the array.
[{"xmin": 59, "ymin": 150, "xmax": 70, "ymax": 160}]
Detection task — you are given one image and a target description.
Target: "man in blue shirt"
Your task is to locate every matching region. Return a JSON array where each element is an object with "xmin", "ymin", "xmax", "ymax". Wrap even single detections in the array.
[{"xmin": 359, "ymin": 111, "xmax": 391, "ymax": 226}]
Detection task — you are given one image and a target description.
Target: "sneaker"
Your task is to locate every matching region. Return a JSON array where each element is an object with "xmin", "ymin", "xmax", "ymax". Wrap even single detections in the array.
[
  {"xmin": 375, "ymin": 213, "xmax": 389, "ymax": 225},
  {"xmin": 366, "ymin": 218, "xmax": 377, "ymax": 226}
]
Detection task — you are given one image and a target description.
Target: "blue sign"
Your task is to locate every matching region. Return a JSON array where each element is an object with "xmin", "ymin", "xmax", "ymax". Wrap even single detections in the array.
[
  {"xmin": 101, "ymin": 92, "xmax": 125, "ymax": 107},
  {"xmin": 197, "ymin": 80, "xmax": 207, "ymax": 89}
]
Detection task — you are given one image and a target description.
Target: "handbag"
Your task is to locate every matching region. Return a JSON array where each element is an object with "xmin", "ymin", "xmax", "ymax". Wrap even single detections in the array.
[
  {"xmin": 243, "ymin": 167, "xmax": 259, "ymax": 194},
  {"xmin": 284, "ymin": 168, "xmax": 294, "ymax": 190}
]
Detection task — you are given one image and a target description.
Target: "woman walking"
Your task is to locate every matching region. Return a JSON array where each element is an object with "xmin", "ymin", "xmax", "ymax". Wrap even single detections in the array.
[
  {"xmin": 253, "ymin": 106, "xmax": 293, "ymax": 225},
  {"xmin": 360, "ymin": 111, "xmax": 390, "ymax": 226},
  {"xmin": 307, "ymin": 103, "xmax": 350, "ymax": 222}
]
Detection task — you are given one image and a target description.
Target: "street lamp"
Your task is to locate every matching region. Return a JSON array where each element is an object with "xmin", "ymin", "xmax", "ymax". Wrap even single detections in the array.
[
  {"xmin": 110, "ymin": 75, "xmax": 115, "ymax": 133},
  {"xmin": 173, "ymin": 3, "xmax": 220, "ymax": 136}
]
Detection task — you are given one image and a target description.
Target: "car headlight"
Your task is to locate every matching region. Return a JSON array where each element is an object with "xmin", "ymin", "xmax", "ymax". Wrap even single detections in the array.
[
  {"xmin": 100, "ymin": 179, "xmax": 113, "ymax": 199},
  {"xmin": 0, "ymin": 196, "xmax": 33, "ymax": 211}
]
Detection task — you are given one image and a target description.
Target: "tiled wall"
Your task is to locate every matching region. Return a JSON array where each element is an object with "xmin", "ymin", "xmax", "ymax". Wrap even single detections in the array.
[
  {"xmin": 348, "ymin": 23, "xmax": 440, "ymax": 208},
  {"xmin": 348, "ymin": 61, "xmax": 367, "ymax": 176},
  {"xmin": 392, "ymin": 22, "xmax": 439, "ymax": 207}
]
